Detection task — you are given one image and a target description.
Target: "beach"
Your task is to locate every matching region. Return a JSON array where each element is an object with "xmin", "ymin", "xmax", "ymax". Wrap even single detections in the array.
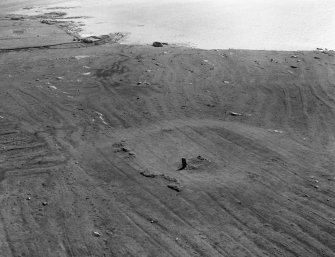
[
  {"xmin": 8, "ymin": 0, "xmax": 335, "ymax": 50},
  {"xmin": 1, "ymin": 2, "xmax": 335, "ymax": 257}
]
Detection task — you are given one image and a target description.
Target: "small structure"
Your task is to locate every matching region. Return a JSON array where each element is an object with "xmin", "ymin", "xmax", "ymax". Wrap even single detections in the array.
[{"xmin": 178, "ymin": 158, "xmax": 187, "ymax": 170}]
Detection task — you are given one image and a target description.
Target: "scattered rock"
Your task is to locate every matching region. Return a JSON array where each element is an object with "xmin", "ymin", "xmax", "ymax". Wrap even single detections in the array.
[
  {"xmin": 113, "ymin": 143, "xmax": 135, "ymax": 158},
  {"xmin": 140, "ymin": 171, "xmax": 157, "ymax": 178},
  {"xmin": 268, "ymin": 129, "xmax": 284, "ymax": 134},
  {"xmin": 74, "ymin": 55, "xmax": 91, "ymax": 60},
  {"xmin": 147, "ymin": 218, "xmax": 158, "ymax": 224},
  {"xmin": 291, "ymin": 55, "xmax": 298, "ymax": 58},
  {"xmin": 152, "ymin": 42, "xmax": 164, "ymax": 47},
  {"xmin": 10, "ymin": 17, "xmax": 22, "ymax": 21},
  {"xmin": 93, "ymin": 231, "xmax": 101, "ymax": 237},
  {"xmin": 167, "ymin": 185, "xmax": 181, "ymax": 192},
  {"xmin": 82, "ymin": 36, "xmax": 101, "ymax": 44},
  {"xmin": 140, "ymin": 171, "xmax": 178, "ymax": 183},
  {"xmin": 44, "ymin": 12, "xmax": 67, "ymax": 18},
  {"xmin": 180, "ymin": 155, "xmax": 213, "ymax": 171},
  {"xmin": 223, "ymin": 81, "xmax": 230, "ymax": 84},
  {"xmin": 314, "ymin": 56, "xmax": 321, "ymax": 59},
  {"xmin": 152, "ymin": 42, "xmax": 168, "ymax": 47},
  {"xmin": 26, "ymin": 196, "xmax": 31, "ymax": 200},
  {"xmin": 42, "ymin": 202, "xmax": 48, "ymax": 206},
  {"xmin": 160, "ymin": 174, "xmax": 178, "ymax": 183},
  {"xmin": 229, "ymin": 111, "xmax": 243, "ymax": 116},
  {"xmin": 290, "ymin": 65, "xmax": 298, "ymax": 69},
  {"xmin": 206, "ymin": 104, "xmax": 215, "ymax": 108},
  {"xmin": 41, "ymin": 19, "xmax": 57, "ymax": 25},
  {"xmin": 120, "ymin": 147, "xmax": 129, "ymax": 153}
]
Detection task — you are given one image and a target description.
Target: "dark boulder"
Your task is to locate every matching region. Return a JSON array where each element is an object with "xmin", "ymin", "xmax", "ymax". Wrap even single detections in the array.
[
  {"xmin": 152, "ymin": 42, "xmax": 168, "ymax": 47},
  {"xmin": 152, "ymin": 42, "xmax": 164, "ymax": 47}
]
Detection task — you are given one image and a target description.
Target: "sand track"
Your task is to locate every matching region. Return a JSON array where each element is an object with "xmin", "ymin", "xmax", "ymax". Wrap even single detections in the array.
[{"xmin": 0, "ymin": 44, "xmax": 335, "ymax": 256}]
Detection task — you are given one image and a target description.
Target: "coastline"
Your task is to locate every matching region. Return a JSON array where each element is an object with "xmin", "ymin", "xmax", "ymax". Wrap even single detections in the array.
[
  {"xmin": 1, "ymin": 6, "xmax": 335, "ymax": 257},
  {"xmin": 7, "ymin": 0, "xmax": 335, "ymax": 50}
]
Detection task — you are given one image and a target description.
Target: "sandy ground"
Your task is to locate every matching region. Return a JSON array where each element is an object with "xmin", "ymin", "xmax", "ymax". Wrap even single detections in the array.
[
  {"xmin": 0, "ymin": 19, "xmax": 73, "ymax": 49},
  {"xmin": 0, "ymin": 19, "xmax": 335, "ymax": 257}
]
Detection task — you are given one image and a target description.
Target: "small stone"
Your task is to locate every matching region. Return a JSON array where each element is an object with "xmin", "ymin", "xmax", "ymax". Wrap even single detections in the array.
[
  {"xmin": 229, "ymin": 111, "xmax": 243, "ymax": 116},
  {"xmin": 42, "ymin": 202, "xmax": 48, "ymax": 206},
  {"xmin": 93, "ymin": 231, "xmax": 101, "ymax": 237},
  {"xmin": 148, "ymin": 218, "xmax": 158, "ymax": 224},
  {"xmin": 167, "ymin": 185, "xmax": 181, "ymax": 192}
]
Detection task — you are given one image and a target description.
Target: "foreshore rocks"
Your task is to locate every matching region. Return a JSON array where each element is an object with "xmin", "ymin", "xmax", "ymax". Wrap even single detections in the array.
[{"xmin": 152, "ymin": 41, "xmax": 168, "ymax": 47}]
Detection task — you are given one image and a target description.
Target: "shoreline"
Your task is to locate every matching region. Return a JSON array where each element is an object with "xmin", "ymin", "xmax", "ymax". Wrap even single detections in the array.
[
  {"xmin": 6, "ymin": 0, "xmax": 335, "ymax": 51},
  {"xmin": 1, "ymin": 14, "xmax": 333, "ymax": 53}
]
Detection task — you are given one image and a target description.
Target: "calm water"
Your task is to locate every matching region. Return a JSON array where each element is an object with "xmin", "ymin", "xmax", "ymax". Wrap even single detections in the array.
[{"xmin": 10, "ymin": 0, "xmax": 335, "ymax": 50}]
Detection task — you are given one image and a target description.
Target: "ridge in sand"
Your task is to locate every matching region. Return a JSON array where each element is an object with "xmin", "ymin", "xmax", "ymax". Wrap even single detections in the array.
[{"xmin": 0, "ymin": 16, "xmax": 335, "ymax": 257}]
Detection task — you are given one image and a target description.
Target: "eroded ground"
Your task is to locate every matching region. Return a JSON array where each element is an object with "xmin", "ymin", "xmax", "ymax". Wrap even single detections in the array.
[{"xmin": 0, "ymin": 41, "xmax": 335, "ymax": 257}]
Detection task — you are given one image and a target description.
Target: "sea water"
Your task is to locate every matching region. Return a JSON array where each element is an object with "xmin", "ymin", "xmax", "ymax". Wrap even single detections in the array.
[{"xmin": 8, "ymin": 0, "xmax": 335, "ymax": 50}]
